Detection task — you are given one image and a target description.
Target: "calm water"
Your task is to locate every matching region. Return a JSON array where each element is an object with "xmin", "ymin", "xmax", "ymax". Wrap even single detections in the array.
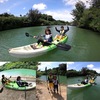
[
  {"xmin": 0, "ymin": 69, "xmax": 36, "ymax": 78},
  {"xmin": 39, "ymin": 75, "xmax": 67, "ymax": 85},
  {"xmin": 0, "ymin": 26, "xmax": 100, "ymax": 61},
  {"xmin": 67, "ymin": 76, "xmax": 100, "ymax": 100}
]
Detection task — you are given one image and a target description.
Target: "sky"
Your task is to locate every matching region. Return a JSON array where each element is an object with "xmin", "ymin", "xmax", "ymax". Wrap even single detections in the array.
[
  {"xmin": 38, "ymin": 62, "xmax": 100, "ymax": 73},
  {"xmin": 0, "ymin": 0, "xmax": 92, "ymax": 22}
]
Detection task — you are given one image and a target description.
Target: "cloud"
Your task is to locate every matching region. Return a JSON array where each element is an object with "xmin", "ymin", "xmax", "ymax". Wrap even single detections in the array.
[
  {"xmin": 23, "ymin": 7, "xmax": 26, "ymax": 10},
  {"xmin": 93, "ymin": 68, "xmax": 100, "ymax": 73},
  {"xmin": 43, "ymin": 10, "xmax": 73, "ymax": 22},
  {"xmin": 0, "ymin": 62, "xmax": 8, "ymax": 66},
  {"xmin": 63, "ymin": 0, "xmax": 91, "ymax": 8},
  {"xmin": 67, "ymin": 62, "xmax": 74, "ymax": 69},
  {"xmin": 87, "ymin": 64, "xmax": 94, "ymax": 69},
  {"xmin": 0, "ymin": 0, "xmax": 8, "ymax": 3},
  {"xmin": 33, "ymin": 3, "xmax": 47, "ymax": 10}
]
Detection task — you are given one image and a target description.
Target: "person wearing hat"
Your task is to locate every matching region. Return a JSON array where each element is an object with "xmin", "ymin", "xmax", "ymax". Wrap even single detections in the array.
[
  {"xmin": 47, "ymin": 73, "xmax": 54, "ymax": 92},
  {"xmin": 55, "ymin": 26, "xmax": 69, "ymax": 40}
]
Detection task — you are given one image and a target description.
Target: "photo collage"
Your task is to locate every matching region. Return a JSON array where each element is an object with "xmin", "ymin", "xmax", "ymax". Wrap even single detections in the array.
[{"xmin": 0, "ymin": 0, "xmax": 100, "ymax": 100}]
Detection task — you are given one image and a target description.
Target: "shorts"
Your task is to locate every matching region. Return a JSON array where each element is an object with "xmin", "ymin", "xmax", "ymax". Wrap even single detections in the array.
[{"xmin": 49, "ymin": 83, "xmax": 53, "ymax": 89}]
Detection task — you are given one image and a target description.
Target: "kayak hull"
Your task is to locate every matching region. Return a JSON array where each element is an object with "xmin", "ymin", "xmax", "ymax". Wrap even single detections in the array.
[
  {"xmin": 68, "ymin": 83, "xmax": 91, "ymax": 89},
  {"xmin": 9, "ymin": 36, "xmax": 68, "ymax": 58},
  {"xmin": 5, "ymin": 81, "xmax": 36, "ymax": 91}
]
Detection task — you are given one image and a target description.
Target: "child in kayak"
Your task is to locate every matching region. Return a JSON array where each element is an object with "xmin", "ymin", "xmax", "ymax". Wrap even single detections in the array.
[
  {"xmin": 53, "ymin": 75, "xmax": 59, "ymax": 93},
  {"xmin": 55, "ymin": 26, "xmax": 69, "ymax": 40},
  {"xmin": 31, "ymin": 29, "xmax": 53, "ymax": 49},
  {"xmin": 16, "ymin": 76, "xmax": 30, "ymax": 87}
]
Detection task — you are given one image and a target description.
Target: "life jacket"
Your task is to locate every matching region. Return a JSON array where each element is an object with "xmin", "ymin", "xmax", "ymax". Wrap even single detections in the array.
[
  {"xmin": 48, "ymin": 76, "xmax": 53, "ymax": 82},
  {"xmin": 60, "ymin": 30, "xmax": 64, "ymax": 35}
]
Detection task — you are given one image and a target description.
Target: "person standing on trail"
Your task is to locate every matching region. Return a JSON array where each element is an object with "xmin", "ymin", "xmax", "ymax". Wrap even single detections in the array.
[
  {"xmin": 48, "ymin": 73, "xmax": 54, "ymax": 91},
  {"xmin": 53, "ymin": 75, "xmax": 59, "ymax": 93},
  {"xmin": 55, "ymin": 26, "xmax": 69, "ymax": 40}
]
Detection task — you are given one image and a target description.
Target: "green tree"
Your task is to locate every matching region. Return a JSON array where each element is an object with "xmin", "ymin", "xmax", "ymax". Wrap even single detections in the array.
[
  {"xmin": 71, "ymin": 1, "xmax": 86, "ymax": 25},
  {"xmin": 27, "ymin": 9, "xmax": 41, "ymax": 25}
]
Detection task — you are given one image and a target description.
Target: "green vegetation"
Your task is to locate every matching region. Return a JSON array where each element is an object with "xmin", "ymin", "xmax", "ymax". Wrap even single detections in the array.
[
  {"xmin": 67, "ymin": 67, "xmax": 97, "ymax": 77},
  {"xmin": 72, "ymin": 0, "xmax": 100, "ymax": 32},
  {"xmin": 0, "ymin": 61, "xmax": 40, "ymax": 71},
  {"xmin": 0, "ymin": 9, "xmax": 68, "ymax": 31},
  {"xmin": 38, "ymin": 64, "xmax": 67, "ymax": 77}
]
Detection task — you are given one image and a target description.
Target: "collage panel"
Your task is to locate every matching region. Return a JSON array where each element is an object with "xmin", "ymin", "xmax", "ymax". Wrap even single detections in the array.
[
  {"xmin": 36, "ymin": 62, "xmax": 67, "ymax": 100},
  {"xmin": 0, "ymin": 61, "xmax": 36, "ymax": 100},
  {"xmin": 67, "ymin": 62, "xmax": 100, "ymax": 100}
]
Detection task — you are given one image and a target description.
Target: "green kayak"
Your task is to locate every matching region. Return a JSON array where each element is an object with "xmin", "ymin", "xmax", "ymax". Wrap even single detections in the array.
[
  {"xmin": 5, "ymin": 81, "xmax": 36, "ymax": 91},
  {"xmin": 9, "ymin": 35, "xmax": 68, "ymax": 58}
]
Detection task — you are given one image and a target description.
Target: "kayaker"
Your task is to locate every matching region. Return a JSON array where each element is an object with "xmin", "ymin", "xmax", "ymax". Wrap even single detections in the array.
[
  {"xmin": 47, "ymin": 73, "xmax": 54, "ymax": 92},
  {"xmin": 31, "ymin": 29, "xmax": 53, "ymax": 49},
  {"xmin": 55, "ymin": 26, "xmax": 69, "ymax": 40},
  {"xmin": 53, "ymin": 75, "xmax": 59, "ymax": 93},
  {"xmin": 1, "ymin": 75, "xmax": 11, "ymax": 85},
  {"xmin": 81, "ymin": 77, "xmax": 89, "ymax": 84},
  {"xmin": 16, "ymin": 76, "xmax": 29, "ymax": 87}
]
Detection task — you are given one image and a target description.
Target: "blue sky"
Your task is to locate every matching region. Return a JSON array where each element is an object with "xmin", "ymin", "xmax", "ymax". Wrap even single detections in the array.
[
  {"xmin": 0, "ymin": 0, "xmax": 92, "ymax": 21},
  {"xmin": 38, "ymin": 62, "xmax": 100, "ymax": 73}
]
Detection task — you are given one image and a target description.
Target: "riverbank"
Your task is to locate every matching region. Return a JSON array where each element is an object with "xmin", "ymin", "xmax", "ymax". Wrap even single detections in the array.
[{"xmin": 36, "ymin": 79, "xmax": 67, "ymax": 100}]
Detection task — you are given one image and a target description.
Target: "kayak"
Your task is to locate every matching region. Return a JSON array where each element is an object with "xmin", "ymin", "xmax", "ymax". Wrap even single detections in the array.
[
  {"xmin": 9, "ymin": 35, "xmax": 68, "ymax": 58},
  {"xmin": 5, "ymin": 81, "xmax": 36, "ymax": 91},
  {"xmin": 67, "ymin": 83, "xmax": 91, "ymax": 89}
]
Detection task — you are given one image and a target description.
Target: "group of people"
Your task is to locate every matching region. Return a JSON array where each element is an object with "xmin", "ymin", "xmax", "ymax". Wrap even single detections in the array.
[
  {"xmin": 31, "ymin": 26, "xmax": 69, "ymax": 49},
  {"xmin": 1, "ymin": 75, "xmax": 30, "ymax": 87},
  {"xmin": 47, "ymin": 73, "xmax": 59, "ymax": 93},
  {"xmin": 81, "ymin": 76, "xmax": 96, "ymax": 85}
]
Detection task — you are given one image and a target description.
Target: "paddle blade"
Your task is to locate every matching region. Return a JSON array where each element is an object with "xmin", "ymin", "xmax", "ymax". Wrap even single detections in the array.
[
  {"xmin": 0, "ymin": 87, "xmax": 3, "ymax": 93},
  {"xmin": 57, "ymin": 43, "xmax": 71, "ymax": 51},
  {"xmin": 25, "ymin": 32, "xmax": 33, "ymax": 38},
  {"xmin": 25, "ymin": 32, "xmax": 29, "ymax": 37}
]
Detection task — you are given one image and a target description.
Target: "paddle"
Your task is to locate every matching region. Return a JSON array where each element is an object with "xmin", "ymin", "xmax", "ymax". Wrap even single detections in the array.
[{"xmin": 25, "ymin": 32, "xmax": 71, "ymax": 51}]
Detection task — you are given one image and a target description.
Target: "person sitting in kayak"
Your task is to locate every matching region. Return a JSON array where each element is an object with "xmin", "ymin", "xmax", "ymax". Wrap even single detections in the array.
[
  {"xmin": 1, "ymin": 75, "xmax": 11, "ymax": 85},
  {"xmin": 47, "ymin": 73, "xmax": 54, "ymax": 92},
  {"xmin": 55, "ymin": 26, "xmax": 69, "ymax": 40},
  {"xmin": 53, "ymin": 75, "xmax": 59, "ymax": 93},
  {"xmin": 16, "ymin": 76, "xmax": 29, "ymax": 87},
  {"xmin": 31, "ymin": 29, "xmax": 53, "ymax": 49},
  {"xmin": 81, "ymin": 77, "xmax": 89, "ymax": 84}
]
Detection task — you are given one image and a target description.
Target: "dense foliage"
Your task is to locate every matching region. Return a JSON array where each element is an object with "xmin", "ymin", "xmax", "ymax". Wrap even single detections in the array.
[
  {"xmin": 0, "ymin": 9, "xmax": 68, "ymax": 31},
  {"xmin": 72, "ymin": 0, "xmax": 100, "ymax": 32},
  {"xmin": 0, "ymin": 61, "xmax": 40, "ymax": 71},
  {"xmin": 67, "ymin": 67, "xmax": 97, "ymax": 77}
]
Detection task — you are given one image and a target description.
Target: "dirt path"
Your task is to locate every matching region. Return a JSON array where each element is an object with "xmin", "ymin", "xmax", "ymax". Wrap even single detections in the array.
[{"xmin": 36, "ymin": 81, "xmax": 67, "ymax": 100}]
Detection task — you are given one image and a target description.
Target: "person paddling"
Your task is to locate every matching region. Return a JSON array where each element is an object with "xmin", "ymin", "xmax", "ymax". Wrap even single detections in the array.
[
  {"xmin": 55, "ymin": 26, "xmax": 69, "ymax": 40},
  {"xmin": 31, "ymin": 29, "xmax": 53, "ymax": 49},
  {"xmin": 1, "ymin": 75, "xmax": 11, "ymax": 85},
  {"xmin": 81, "ymin": 77, "xmax": 89, "ymax": 84}
]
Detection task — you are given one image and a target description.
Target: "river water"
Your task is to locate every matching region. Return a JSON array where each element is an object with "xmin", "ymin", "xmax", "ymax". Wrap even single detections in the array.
[
  {"xmin": 0, "ymin": 26, "xmax": 100, "ymax": 61},
  {"xmin": 67, "ymin": 76, "xmax": 100, "ymax": 100},
  {"xmin": 39, "ymin": 75, "xmax": 67, "ymax": 85}
]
